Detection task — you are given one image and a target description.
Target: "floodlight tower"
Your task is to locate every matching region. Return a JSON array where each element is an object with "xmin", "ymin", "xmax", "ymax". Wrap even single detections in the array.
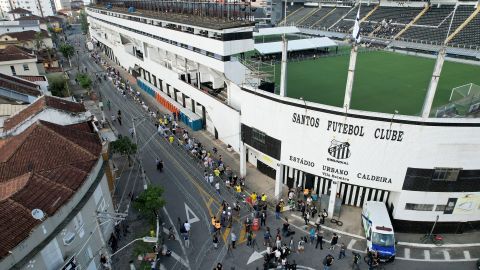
[
  {"xmin": 421, "ymin": 5, "xmax": 458, "ymax": 118},
  {"xmin": 343, "ymin": 6, "xmax": 361, "ymax": 110}
]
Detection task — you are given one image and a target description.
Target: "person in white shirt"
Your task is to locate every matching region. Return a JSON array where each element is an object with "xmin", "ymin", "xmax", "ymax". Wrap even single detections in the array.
[{"xmin": 184, "ymin": 221, "xmax": 191, "ymax": 234}]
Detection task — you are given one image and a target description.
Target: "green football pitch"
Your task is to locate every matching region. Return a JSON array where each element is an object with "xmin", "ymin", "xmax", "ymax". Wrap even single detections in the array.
[{"xmin": 273, "ymin": 50, "xmax": 480, "ymax": 116}]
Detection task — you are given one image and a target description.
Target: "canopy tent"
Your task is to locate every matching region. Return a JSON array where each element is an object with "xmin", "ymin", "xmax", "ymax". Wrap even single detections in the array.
[
  {"xmin": 254, "ymin": 37, "xmax": 337, "ymax": 55},
  {"xmin": 253, "ymin": 26, "xmax": 301, "ymax": 37}
]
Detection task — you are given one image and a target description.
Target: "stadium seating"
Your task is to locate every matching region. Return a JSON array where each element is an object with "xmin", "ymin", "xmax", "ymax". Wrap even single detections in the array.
[
  {"xmin": 368, "ymin": 7, "xmax": 423, "ymax": 24},
  {"xmin": 330, "ymin": 4, "xmax": 376, "ymax": 33},
  {"xmin": 285, "ymin": 6, "xmax": 317, "ymax": 25},
  {"xmin": 450, "ymin": 13, "xmax": 480, "ymax": 47},
  {"xmin": 316, "ymin": 7, "xmax": 352, "ymax": 30},
  {"xmin": 400, "ymin": 5, "xmax": 475, "ymax": 45},
  {"xmin": 301, "ymin": 7, "xmax": 335, "ymax": 28}
]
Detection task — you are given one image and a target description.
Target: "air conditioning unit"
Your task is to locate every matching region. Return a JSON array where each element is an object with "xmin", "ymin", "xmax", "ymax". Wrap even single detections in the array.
[{"xmin": 63, "ymin": 231, "xmax": 76, "ymax": 246}]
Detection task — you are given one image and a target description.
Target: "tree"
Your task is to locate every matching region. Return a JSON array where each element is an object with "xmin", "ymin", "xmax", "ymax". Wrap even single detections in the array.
[
  {"xmin": 110, "ymin": 135, "xmax": 137, "ymax": 166},
  {"xmin": 48, "ymin": 77, "xmax": 68, "ymax": 97},
  {"xmin": 59, "ymin": 43, "xmax": 74, "ymax": 67},
  {"xmin": 80, "ymin": 10, "xmax": 89, "ymax": 35},
  {"xmin": 133, "ymin": 186, "xmax": 166, "ymax": 224},
  {"xmin": 34, "ymin": 31, "xmax": 45, "ymax": 51},
  {"xmin": 76, "ymin": 73, "xmax": 92, "ymax": 89}
]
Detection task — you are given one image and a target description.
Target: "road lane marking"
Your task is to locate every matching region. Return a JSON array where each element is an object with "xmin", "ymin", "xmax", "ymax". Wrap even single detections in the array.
[
  {"xmin": 424, "ymin": 250, "xmax": 430, "ymax": 260},
  {"xmin": 404, "ymin": 248, "xmax": 410, "ymax": 259},
  {"xmin": 347, "ymin": 239, "xmax": 356, "ymax": 250},
  {"xmin": 222, "ymin": 227, "xmax": 231, "ymax": 243},
  {"xmin": 443, "ymin": 250, "xmax": 450, "ymax": 260},
  {"xmin": 171, "ymin": 250, "xmax": 190, "ymax": 268},
  {"xmin": 464, "ymin": 250, "xmax": 471, "ymax": 259},
  {"xmin": 185, "ymin": 203, "xmax": 200, "ymax": 224}
]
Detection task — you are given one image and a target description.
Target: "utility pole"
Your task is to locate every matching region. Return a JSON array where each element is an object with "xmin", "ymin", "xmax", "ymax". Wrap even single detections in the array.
[{"xmin": 132, "ymin": 117, "xmax": 148, "ymax": 190}]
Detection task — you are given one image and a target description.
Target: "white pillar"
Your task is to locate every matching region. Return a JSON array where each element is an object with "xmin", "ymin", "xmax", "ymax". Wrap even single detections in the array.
[
  {"xmin": 279, "ymin": 36, "xmax": 288, "ymax": 97},
  {"xmin": 275, "ymin": 163, "xmax": 284, "ymax": 200},
  {"xmin": 421, "ymin": 47, "xmax": 446, "ymax": 118},
  {"xmin": 343, "ymin": 45, "xmax": 358, "ymax": 110},
  {"xmin": 327, "ymin": 181, "xmax": 339, "ymax": 217},
  {"xmin": 239, "ymin": 143, "xmax": 247, "ymax": 177}
]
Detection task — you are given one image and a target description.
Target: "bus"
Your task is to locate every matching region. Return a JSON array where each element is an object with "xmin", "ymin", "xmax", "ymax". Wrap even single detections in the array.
[{"xmin": 361, "ymin": 201, "xmax": 396, "ymax": 262}]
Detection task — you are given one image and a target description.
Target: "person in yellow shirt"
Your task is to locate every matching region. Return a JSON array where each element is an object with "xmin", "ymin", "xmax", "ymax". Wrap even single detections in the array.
[
  {"xmin": 169, "ymin": 135, "xmax": 174, "ymax": 144},
  {"xmin": 251, "ymin": 192, "xmax": 257, "ymax": 203},
  {"xmin": 261, "ymin": 193, "xmax": 267, "ymax": 202},
  {"xmin": 214, "ymin": 168, "xmax": 220, "ymax": 177}
]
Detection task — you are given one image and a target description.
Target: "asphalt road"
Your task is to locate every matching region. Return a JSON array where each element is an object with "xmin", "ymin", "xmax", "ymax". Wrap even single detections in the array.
[{"xmin": 68, "ymin": 25, "xmax": 477, "ymax": 270}]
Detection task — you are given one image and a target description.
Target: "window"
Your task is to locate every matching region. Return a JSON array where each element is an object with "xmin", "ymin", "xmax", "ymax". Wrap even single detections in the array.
[
  {"xmin": 252, "ymin": 128, "xmax": 266, "ymax": 144},
  {"xmin": 435, "ymin": 205, "xmax": 446, "ymax": 211},
  {"xmin": 10, "ymin": 65, "xmax": 16, "ymax": 75},
  {"xmin": 432, "ymin": 168, "xmax": 460, "ymax": 181},
  {"xmin": 23, "ymin": 64, "xmax": 29, "ymax": 71},
  {"xmin": 405, "ymin": 203, "xmax": 434, "ymax": 211}
]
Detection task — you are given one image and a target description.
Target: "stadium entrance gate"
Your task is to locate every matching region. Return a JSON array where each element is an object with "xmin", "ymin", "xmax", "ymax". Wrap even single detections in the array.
[{"xmin": 281, "ymin": 165, "xmax": 389, "ymax": 207}]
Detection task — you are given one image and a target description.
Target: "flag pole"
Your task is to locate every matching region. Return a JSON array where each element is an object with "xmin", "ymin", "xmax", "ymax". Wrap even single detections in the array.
[{"xmin": 344, "ymin": 5, "xmax": 361, "ymax": 110}]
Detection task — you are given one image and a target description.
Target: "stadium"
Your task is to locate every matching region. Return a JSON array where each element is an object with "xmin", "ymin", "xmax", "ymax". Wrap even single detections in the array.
[{"xmin": 86, "ymin": 0, "xmax": 480, "ymax": 233}]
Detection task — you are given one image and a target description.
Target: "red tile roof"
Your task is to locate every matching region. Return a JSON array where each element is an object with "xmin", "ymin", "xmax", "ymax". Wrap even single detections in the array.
[
  {"xmin": 0, "ymin": 45, "xmax": 36, "ymax": 62},
  {"xmin": 0, "ymin": 72, "xmax": 41, "ymax": 99},
  {"xmin": 16, "ymin": 75, "xmax": 47, "ymax": 82},
  {"xmin": 0, "ymin": 30, "xmax": 50, "ymax": 42},
  {"xmin": 8, "ymin": 8, "xmax": 31, "ymax": 14},
  {"xmin": 15, "ymin": 15, "xmax": 47, "ymax": 23},
  {"xmin": 3, "ymin": 96, "xmax": 86, "ymax": 132},
  {"xmin": 0, "ymin": 120, "xmax": 101, "ymax": 259}
]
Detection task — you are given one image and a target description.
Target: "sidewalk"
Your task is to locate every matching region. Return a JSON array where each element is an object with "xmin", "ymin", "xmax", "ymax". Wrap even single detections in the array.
[{"xmin": 97, "ymin": 52, "xmax": 480, "ymax": 249}]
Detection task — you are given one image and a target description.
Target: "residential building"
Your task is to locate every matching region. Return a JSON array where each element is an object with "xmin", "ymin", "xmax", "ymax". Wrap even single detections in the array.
[
  {"xmin": 17, "ymin": 74, "xmax": 50, "ymax": 93},
  {"xmin": 0, "ymin": 45, "xmax": 42, "ymax": 76},
  {"xmin": 16, "ymin": 14, "xmax": 49, "ymax": 29},
  {"xmin": 0, "ymin": 116, "xmax": 114, "ymax": 270},
  {"xmin": 0, "ymin": 29, "xmax": 53, "ymax": 49},
  {"xmin": 0, "ymin": 72, "xmax": 42, "ymax": 104},
  {"xmin": 1, "ymin": 0, "xmax": 56, "ymax": 19},
  {"xmin": 0, "ymin": 20, "xmax": 41, "ymax": 35}
]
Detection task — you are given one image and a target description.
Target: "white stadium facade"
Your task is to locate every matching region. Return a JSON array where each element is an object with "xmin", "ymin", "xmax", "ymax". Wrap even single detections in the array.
[{"xmin": 86, "ymin": 1, "xmax": 480, "ymax": 233}]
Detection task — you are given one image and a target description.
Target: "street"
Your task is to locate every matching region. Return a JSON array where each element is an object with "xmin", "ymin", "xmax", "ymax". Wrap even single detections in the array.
[{"xmin": 67, "ymin": 25, "xmax": 477, "ymax": 270}]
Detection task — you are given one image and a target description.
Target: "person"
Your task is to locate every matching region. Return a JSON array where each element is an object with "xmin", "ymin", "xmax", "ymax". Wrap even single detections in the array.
[
  {"xmin": 231, "ymin": 232, "xmax": 237, "ymax": 249},
  {"xmin": 329, "ymin": 233, "xmax": 338, "ymax": 250},
  {"xmin": 315, "ymin": 230, "xmax": 324, "ymax": 249},
  {"xmin": 100, "ymin": 254, "xmax": 110, "ymax": 269},
  {"xmin": 338, "ymin": 243, "xmax": 346, "ymax": 259},
  {"xmin": 261, "ymin": 193, "xmax": 267, "ymax": 202},
  {"xmin": 260, "ymin": 211, "xmax": 267, "ymax": 227},
  {"xmin": 322, "ymin": 254, "xmax": 334, "ymax": 270},
  {"xmin": 247, "ymin": 230, "xmax": 253, "ymax": 246},
  {"xmin": 168, "ymin": 226, "xmax": 175, "ymax": 240},
  {"xmin": 215, "ymin": 181, "xmax": 220, "ymax": 194},
  {"xmin": 304, "ymin": 211, "xmax": 310, "ymax": 226},
  {"xmin": 111, "ymin": 114, "xmax": 116, "ymax": 123},
  {"xmin": 213, "ymin": 234, "xmax": 219, "ymax": 249},
  {"xmin": 209, "ymin": 173, "xmax": 214, "ymax": 185},
  {"xmin": 215, "ymin": 262, "xmax": 223, "ymax": 270},
  {"xmin": 352, "ymin": 251, "xmax": 361, "ymax": 270},
  {"xmin": 309, "ymin": 227, "xmax": 315, "ymax": 244},
  {"xmin": 184, "ymin": 221, "xmax": 191, "ymax": 235},
  {"xmin": 184, "ymin": 233, "xmax": 190, "ymax": 248},
  {"xmin": 106, "ymin": 100, "xmax": 111, "ymax": 110},
  {"xmin": 156, "ymin": 158, "xmax": 161, "ymax": 170},
  {"xmin": 282, "ymin": 218, "xmax": 290, "ymax": 237},
  {"xmin": 158, "ymin": 160, "xmax": 164, "ymax": 172},
  {"xmin": 315, "ymin": 214, "xmax": 322, "ymax": 230},
  {"xmin": 321, "ymin": 209, "xmax": 328, "ymax": 224},
  {"xmin": 263, "ymin": 227, "xmax": 271, "ymax": 246},
  {"xmin": 275, "ymin": 203, "xmax": 281, "ymax": 220},
  {"xmin": 297, "ymin": 237, "xmax": 305, "ymax": 253},
  {"xmin": 289, "ymin": 237, "xmax": 295, "ymax": 252}
]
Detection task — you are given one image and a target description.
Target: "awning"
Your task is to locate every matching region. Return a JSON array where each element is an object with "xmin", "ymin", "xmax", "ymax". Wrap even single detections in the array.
[
  {"xmin": 254, "ymin": 37, "xmax": 337, "ymax": 55},
  {"xmin": 253, "ymin": 26, "xmax": 300, "ymax": 37}
]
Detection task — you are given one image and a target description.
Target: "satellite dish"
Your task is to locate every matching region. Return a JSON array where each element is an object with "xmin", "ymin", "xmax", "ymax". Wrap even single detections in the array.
[{"xmin": 31, "ymin": 209, "xmax": 45, "ymax": 220}]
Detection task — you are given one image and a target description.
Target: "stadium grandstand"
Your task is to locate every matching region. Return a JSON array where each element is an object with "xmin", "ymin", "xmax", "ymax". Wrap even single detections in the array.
[{"xmin": 275, "ymin": 0, "xmax": 480, "ymax": 54}]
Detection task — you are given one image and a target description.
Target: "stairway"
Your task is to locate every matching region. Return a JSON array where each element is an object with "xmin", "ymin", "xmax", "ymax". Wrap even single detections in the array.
[
  {"xmin": 296, "ymin": 8, "xmax": 321, "ymax": 26},
  {"xmin": 311, "ymin": 8, "xmax": 337, "ymax": 28},
  {"xmin": 395, "ymin": 4, "xmax": 430, "ymax": 40},
  {"xmin": 445, "ymin": 5, "xmax": 480, "ymax": 44},
  {"xmin": 280, "ymin": 7, "xmax": 304, "ymax": 26}
]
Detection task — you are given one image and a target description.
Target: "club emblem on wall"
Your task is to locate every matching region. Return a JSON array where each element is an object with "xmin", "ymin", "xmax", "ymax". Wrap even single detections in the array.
[{"xmin": 328, "ymin": 140, "xmax": 351, "ymax": 159}]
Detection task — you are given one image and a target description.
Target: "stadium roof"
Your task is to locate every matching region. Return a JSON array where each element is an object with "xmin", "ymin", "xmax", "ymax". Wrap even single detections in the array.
[
  {"xmin": 253, "ymin": 26, "xmax": 300, "ymax": 37},
  {"xmin": 254, "ymin": 37, "xmax": 337, "ymax": 55}
]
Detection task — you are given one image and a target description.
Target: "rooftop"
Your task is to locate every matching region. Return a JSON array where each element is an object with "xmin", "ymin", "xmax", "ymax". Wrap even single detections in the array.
[
  {"xmin": 15, "ymin": 15, "xmax": 47, "ymax": 24},
  {"xmin": 0, "ymin": 45, "xmax": 36, "ymax": 62},
  {"xmin": 0, "ymin": 120, "xmax": 101, "ymax": 259},
  {"xmin": 90, "ymin": 5, "xmax": 256, "ymax": 30},
  {"xmin": 3, "ymin": 96, "xmax": 86, "ymax": 132},
  {"xmin": 8, "ymin": 8, "xmax": 32, "ymax": 14},
  {"xmin": 0, "ymin": 73, "xmax": 41, "ymax": 97},
  {"xmin": 0, "ymin": 29, "xmax": 50, "ymax": 42}
]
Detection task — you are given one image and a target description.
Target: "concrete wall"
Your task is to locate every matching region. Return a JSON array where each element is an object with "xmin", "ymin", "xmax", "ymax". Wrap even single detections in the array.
[
  {"xmin": 0, "ymin": 159, "xmax": 115, "ymax": 270},
  {"xmin": 0, "ymin": 59, "xmax": 40, "ymax": 76}
]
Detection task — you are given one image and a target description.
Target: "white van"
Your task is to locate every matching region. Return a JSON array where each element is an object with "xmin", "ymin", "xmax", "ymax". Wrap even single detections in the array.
[{"xmin": 361, "ymin": 201, "xmax": 396, "ymax": 262}]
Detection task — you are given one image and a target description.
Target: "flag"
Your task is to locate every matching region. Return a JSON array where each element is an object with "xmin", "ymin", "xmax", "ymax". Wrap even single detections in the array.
[{"xmin": 352, "ymin": 6, "xmax": 361, "ymax": 44}]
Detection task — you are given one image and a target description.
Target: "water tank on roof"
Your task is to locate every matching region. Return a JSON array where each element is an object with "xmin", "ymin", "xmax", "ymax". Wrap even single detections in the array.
[
  {"xmin": 128, "ymin": 6, "xmax": 136, "ymax": 13},
  {"xmin": 105, "ymin": 3, "xmax": 112, "ymax": 9}
]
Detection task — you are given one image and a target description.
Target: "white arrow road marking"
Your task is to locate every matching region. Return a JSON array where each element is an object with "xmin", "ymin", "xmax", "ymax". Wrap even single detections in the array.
[
  {"xmin": 171, "ymin": 250, "xmax": 190, "ymax": 268},
  {"xmin": 347, "ymin": 239, "xmax": 356, "ymax": 250},
  {"xmin": 247, "ymin": 250, "xmax": 267, "ymax": 265},
  {"xmin": 185, "ymin": 203, "xmax": 200, "ymax": 224},
  {"xmin": 464, "ymin": 250, "xmax": 471, "ymax": 260}
]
